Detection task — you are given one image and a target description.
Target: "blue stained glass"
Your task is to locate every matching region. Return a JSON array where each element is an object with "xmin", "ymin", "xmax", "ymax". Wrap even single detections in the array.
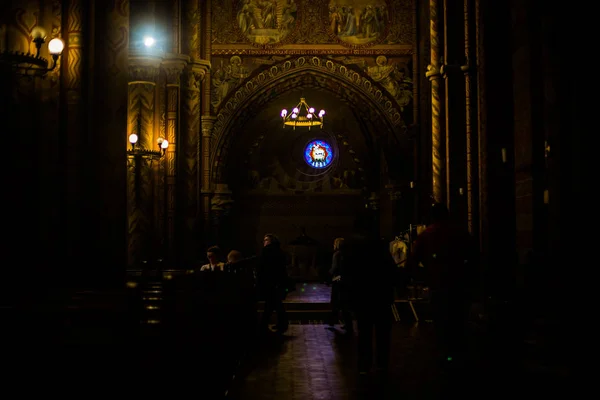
[{"xmin": 304, "ymin": 140, "xmax": 333, "ymax": 169}]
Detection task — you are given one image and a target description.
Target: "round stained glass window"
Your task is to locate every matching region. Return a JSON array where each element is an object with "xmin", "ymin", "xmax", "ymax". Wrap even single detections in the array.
[{"xmin": 304, "ymin": 140, "xmax": 333, "ymax": 169}]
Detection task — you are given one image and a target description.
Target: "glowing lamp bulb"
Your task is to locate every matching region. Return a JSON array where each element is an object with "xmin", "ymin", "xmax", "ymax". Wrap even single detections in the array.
[
  {"xmin": 291, "ymin": 113, "xmax": 297, "ymax": 119},
  {"xmin": 143, "ymin": 36, "xmax": 156, "ymax": 47},
  {"xmin": 307, "ymin": 114, "xmax": 313, "ymax": 119},
  {"xmin": 128, "ymin": 133, "xmax": 138, "ymax": 144},
  {"xmin": 281, "ymin": 109, "xmax": 288, "ymax": 117},
  {"xmin": 319, "ymin": 110, "xmax": 325, "ymax": 117},
  {"xmin": 161, "ymin": 139, "xmax": 169, "ymax": 149},
  {"xmin": 309, "ymin": 107, "xmax": 315, "ymax": 113},
  {"xmin": 292, "ymin": 107, "xmax": 299, "ymax": 114},
  {"xmin": 48, "ymin": 38, "xmax": 64, "ymax": 55}
]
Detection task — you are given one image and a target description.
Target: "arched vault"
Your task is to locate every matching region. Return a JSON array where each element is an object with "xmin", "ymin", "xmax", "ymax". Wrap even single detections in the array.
[{"xmin": 210, "ymin": 56, "xmax": 410, "ymax": 182}]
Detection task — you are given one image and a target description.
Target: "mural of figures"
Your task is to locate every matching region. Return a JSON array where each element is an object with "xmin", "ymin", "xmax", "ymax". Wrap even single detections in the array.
[
  {"xmin": 212, "ymin": 56, "xmax": 250, "ymax": 109},
  {"xmin": 366, "ymin": 55, "xmax": 413, "ymax": 110},
  {"xmin": 237, "ymin": 0, "xmax": 297, "ymax": 45},
  {"xmin": 328, "ymin": 0, "xmax": 388, "ymax": 45}
]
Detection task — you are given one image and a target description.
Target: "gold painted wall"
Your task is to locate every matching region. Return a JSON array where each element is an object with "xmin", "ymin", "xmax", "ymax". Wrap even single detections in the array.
[{"xmin": 204, "ymin": 0, "xmax": 417, "ymax": 249}]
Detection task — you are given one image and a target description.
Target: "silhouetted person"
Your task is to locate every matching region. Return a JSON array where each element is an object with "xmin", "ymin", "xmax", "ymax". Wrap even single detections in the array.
[
  {"xmin": 328, "ymin": 237, "xmax": 353, "ymax": 333},
  {"xmin": 257, "ymin": 233, "xmax": 289, "ymax": 334},
  {"xmin": 406, "ymin": 203, "xmax": 477, "ymax": 364},
  {"xmin": 346, "ymin": 213, "xmax": 398, "ymax": 375}
]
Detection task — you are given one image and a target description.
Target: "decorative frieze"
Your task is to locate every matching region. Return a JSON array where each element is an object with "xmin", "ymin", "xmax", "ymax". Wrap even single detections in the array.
[
  {"xmin": 129, "ymin": 53, "xmax": 162, "ymax": 83},
  {"xmin": 162, "ymin": 54, "xmax": 189, "ymax": 85}
]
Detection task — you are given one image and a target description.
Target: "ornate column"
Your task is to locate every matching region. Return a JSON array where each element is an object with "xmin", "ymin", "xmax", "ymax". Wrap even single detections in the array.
[
  {"xmin": 171, "ymin": 0, "xmax": 181, "ymax": 54},
  {"xmin": 161, "ymin": 55, "xmax": 188, "ymax": 262},
  {"xmin": 463, "ymin": 0, "xmax": 477, "ymax": 235},
  {"xmin": 89, "ymin": 0, "xmax": 130, "ymax": 282},
  {"xmin": 202, "ymin": 115, "xmax": 216, "ymax": 238},
  {"xmin": 201, "ymin": 0, "xmax": 214, "ymax": 242},
  {"xmin": 180, "ymin": 64, "xmax": 205, "ymax": 264},
  {"xmin": 426, "ymin": 0, "xmax": 444, "ymax": 204},
  {"xmin": 179, "ymin": 0, "xmax": 210, "ymax": 263},
  {"xmin": 127, "ymin": 52, "xmax": 161, "ymax": 267},
  {"xmin": 63, "ymin": 0, "xmax": 85, "ymax": 261}
]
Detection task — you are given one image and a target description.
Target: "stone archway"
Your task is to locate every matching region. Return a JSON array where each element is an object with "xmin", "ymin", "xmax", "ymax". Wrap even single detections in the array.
[{"xmin": 210, "ymin": 56, "xmax": 408, "ymax": 183}]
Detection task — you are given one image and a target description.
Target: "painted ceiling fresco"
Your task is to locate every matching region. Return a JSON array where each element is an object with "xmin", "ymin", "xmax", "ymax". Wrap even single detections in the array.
[
  {"xmin": 213, "ymin": 0, "xmax": 414, "ymax": 47},
  {"xmin": 328, "ymin": 0, "xmax": 388, "ymax": 45}
]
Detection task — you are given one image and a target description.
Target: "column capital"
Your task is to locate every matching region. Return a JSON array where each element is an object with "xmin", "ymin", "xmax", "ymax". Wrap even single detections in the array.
[
  {"xmin": 162, "ymin": 54, "xmax": 189, "ymax": 85},
  {"xmin": 184, "ymin": 60, "xmax": 211, "ymax": 90},
  {"xmin": 129, "ymin": 52, "xmax": 163, "ymax": 83}
]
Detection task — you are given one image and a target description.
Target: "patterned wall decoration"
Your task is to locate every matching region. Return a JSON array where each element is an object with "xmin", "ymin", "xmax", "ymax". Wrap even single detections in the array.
[
  {"xmin": 66, "ymin": 0, "xmax": 82, "ymax": 104},
  {"xmin": 212, "ymin": 0, "xmax": 414, "ymax": 49}
]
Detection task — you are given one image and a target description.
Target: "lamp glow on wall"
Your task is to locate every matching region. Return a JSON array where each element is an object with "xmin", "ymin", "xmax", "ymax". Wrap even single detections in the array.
[
  {"xmin": 127, "ymin": 116, "xmax": 169, "ymax": 159},
  {"xmin": 0, "ymin": 27, "xmax": 64, "ymax": 77},
  {"xmin": 280, "ymin": 97, "xmax": 325, "ymax": 130}
]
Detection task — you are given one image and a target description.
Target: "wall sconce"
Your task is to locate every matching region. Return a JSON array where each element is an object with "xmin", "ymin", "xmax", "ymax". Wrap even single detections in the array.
[
  {"xmin": 0, "ymin": 28, "xmax": 64, "ymax": 78},
  {"xmin": 410, "ymin": 181, "xmax": 415, "ymax": 189},
  {"xmin": 128, "ymin": 133, "xmax": 169, "ymax": 159},
  {"xmin": 127, "ymin": 116, "xmax": 168, "ymax": 159}
]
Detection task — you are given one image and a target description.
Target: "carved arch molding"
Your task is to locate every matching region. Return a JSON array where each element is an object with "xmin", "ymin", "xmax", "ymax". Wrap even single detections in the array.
[{"xmin": 211, "ymin": 56, "xmax": 410, "ymax": 182}]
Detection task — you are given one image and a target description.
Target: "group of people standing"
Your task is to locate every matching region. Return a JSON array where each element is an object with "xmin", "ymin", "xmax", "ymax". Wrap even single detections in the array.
[
  {"xmin": 198, "ymin": 202, "xmax": 477, "ymax": 376},
  {"xmin": 327, "ymin": 203, "xmax": 477, "ymax": 375}
]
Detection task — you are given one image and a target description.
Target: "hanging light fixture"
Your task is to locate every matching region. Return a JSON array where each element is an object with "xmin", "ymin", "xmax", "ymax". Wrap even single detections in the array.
[{"xmin": 280, "ymin": 97, "xmax": 325, "ymax": 130}]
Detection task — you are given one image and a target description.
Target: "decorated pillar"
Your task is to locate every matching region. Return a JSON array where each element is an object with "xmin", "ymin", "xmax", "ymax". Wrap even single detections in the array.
[
  {"xmin": 179, "ymin": 0, "xmax": 209, "ymax": 263},
  {"xmin": 463, "ymin": 0, "xmax": 477, "ymax": 234},
  {"xmin": 88, "ymin": 0, "xmax": 130, "ymax": 283},
  {"xmin": 201, "ymin": 0, "xmax": 214, "ymax": 242},
  {"xmin": 426, "ymin": 0, "xmax": 444, "ymax": 204},
  {"xmin": 127, "ymin": 52, "xmax": 161, "ymax": 267},
  {"xmin": 202, "ymin": 116, "xmax": 216, "ymax": 238},
  {"xmin": 171, "ymin": 0, "xmax": 181, "ymax": 54},
  {"xmin": 63, "ymin": 0, "xmax": 85, "ymax": 261},
  {"xmin": 161, "ymin": 55, "xmax": 188, "ymax": 262}
]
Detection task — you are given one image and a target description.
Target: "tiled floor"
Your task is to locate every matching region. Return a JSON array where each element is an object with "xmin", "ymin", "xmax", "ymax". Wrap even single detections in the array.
[
  {"xmin": 229, "ymin": 322, "xmax": 449, "ymax": 400},
  {"xmin": 228, "ymin": 318, "xmax": 571, "ymax": 399},
  {"xmin": 285, "ymin": 283, "xmax": 332, "ymax": 303}
]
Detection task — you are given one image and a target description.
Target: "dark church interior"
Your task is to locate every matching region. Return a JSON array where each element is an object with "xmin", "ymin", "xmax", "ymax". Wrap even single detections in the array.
[{"xmin": 2, "ymin": 0, "xmax": 578, "ymax": 398}]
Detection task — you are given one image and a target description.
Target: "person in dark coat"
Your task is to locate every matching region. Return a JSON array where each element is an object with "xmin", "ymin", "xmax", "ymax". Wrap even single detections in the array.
[
  {"xmin": 257, "ymin": 233, "xmax": 289, "ymax": 334},
  {"xmin": 346, "ymin": 213, "xmax": 398, "ymax": 375},
  {"xmin": 328, "ymin": 237, "xmax": 353, "ymax": 333},
  {"xmin": 406, "ymin": 203, "xmax": 478, "ymax": 364}
]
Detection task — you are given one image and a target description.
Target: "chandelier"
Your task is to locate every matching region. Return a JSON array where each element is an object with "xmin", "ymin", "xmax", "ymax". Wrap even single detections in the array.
[{"xmin": 280, "ymin": 97, "xmax": 325, "ymax": 130}]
